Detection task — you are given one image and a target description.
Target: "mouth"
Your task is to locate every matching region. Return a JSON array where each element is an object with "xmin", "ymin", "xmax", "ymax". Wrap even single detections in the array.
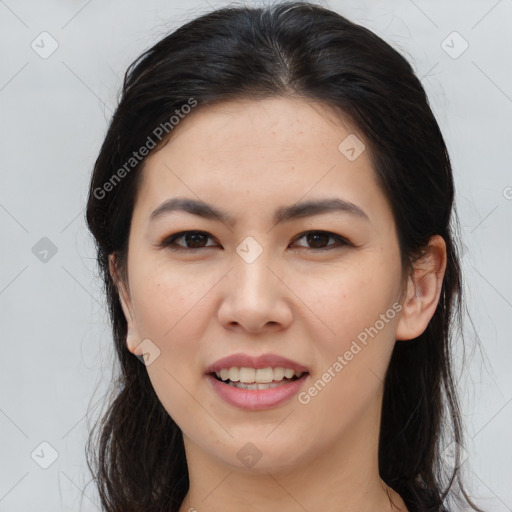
[
  {"xmin": 205, "ymin": 353, "xmax": 310, "ymax": 409},
  {"xmin": 209, "ymin": 367, "xmax": 309, "ymax": 390}
]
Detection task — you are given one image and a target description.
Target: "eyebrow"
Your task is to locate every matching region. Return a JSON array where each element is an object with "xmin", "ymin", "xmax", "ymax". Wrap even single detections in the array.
[{"xmin": 149, "ymin": 196, "xmax": 370, "ymax": 227}]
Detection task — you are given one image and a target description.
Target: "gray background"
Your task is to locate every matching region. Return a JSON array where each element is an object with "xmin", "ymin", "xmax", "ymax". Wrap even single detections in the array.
[{"xmin": 0, "ymin": 0, "xmax": 511, "ymax": 510}]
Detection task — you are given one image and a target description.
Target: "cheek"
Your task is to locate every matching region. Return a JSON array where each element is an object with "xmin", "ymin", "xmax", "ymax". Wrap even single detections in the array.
[
  {"xmin": 292, "ymin": 253, "xmax": 401, "ymax": 415},
  {"xmin": 295, "ymin": 275, "xmax": 398, "ymax": 437},
  {"xmin": 293, "ymin": 254, "xmax": 401, "ymax": 346},
  {"xmin": 129, "ymin": 264, "xmax": 216, "ymax": 428},
  {"xmin": 130, "ymin": 259, "xmax": 216, "ymax": 342}
]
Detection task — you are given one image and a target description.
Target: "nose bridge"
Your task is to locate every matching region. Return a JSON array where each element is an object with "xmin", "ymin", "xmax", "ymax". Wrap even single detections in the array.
[
  {"xmin": 233, "ymin": 235, "xmax": 273, "ymax": 300},
  {"xmin": 217, "ymin": 234, "xmax": 291, "ymax": 331}
]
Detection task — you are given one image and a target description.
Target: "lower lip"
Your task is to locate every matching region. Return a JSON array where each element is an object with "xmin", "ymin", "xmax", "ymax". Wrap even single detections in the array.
[{"xmin": 206, "ymin": 373, "xmax": 309, "ymax": 411}]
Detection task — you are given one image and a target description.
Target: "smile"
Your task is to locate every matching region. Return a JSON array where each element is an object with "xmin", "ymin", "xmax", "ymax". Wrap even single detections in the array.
[
  {"xmin": 213, "ymin": 366, "xmax": 305, "ymax": 390},
  {"xmin": 206, "ymin": 370, "xmax": 309, "ymax": 410}
]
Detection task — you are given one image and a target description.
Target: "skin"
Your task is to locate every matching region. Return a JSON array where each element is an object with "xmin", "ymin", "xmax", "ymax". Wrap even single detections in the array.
[{"xmin": 110, "ymin": 96, "xmax": 446, "ymax": 512}]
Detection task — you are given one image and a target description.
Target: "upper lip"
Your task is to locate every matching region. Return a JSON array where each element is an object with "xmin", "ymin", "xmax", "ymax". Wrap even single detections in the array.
[{"xmin": 206, "ymin": 353, "xmax": 309, "ymax": 374}]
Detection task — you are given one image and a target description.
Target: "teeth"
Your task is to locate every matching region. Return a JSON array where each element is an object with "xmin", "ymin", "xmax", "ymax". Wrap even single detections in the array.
[
  {"xmin": 240, "ymin": 367, "xmax": 257, "ymax": 382},
  {"xmin": 273, "ymin": 367, "xmax": 285, "ymax": 380},
  {"xmin": 228, "ymin": 367, "xmax": 239, "ymax": 382},
  {"xmin": 256, "ymin": 367, "xmax": 274, "ymax": 383},
  {"xmin": 229, "ymin": 381, "xmax": 288, "ymax": 390},
  {"xmin": 284, "ymin": 368, "xmax": 295, "ymax": 379},
  {"xmin": 215, "ymin": 366, "xmax": 305, "ymax": 384}
]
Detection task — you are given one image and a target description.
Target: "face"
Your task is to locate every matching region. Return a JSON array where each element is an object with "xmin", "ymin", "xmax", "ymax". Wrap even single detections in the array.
[{"xmin": 113, "ymin": 96, "xmax": 410, "ymax": 475}]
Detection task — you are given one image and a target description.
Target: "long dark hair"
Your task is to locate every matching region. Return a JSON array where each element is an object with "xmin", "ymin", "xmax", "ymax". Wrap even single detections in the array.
[{"xmin": 84, "ymin": 2, "xmax": 484, "ymax": 511}]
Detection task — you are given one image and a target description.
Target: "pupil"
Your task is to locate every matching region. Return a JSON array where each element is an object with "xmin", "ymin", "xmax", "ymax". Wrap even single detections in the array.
[
  {"xmin": 187, "ymin": 233, "xmax": 205, "ymax": 248},
  {"xmin": 308, "ymin": 233, "xmax": 328, "ymax": 248}
]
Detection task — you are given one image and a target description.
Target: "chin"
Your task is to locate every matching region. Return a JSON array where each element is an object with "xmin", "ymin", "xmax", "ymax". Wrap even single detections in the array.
[{"xmin": 215, "ymin": 436, "xmax": 310, "ymax": 474}]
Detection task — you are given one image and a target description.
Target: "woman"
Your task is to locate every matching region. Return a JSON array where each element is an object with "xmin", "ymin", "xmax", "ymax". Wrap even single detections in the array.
[{"xmin": 85, "ymin": 2, "xmax": 484, "ymax": 511}]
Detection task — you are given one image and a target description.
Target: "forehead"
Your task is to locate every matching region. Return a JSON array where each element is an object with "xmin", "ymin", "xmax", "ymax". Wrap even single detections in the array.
[
  {"xmin": 133, "ymin": 96, "xmax": 385, "ymax": 223},
  {"xmin": 151, "ymin": 96, "xmax": 361, "ymax": 165}
]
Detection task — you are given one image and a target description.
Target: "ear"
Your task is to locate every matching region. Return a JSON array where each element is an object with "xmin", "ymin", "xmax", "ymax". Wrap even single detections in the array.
[
  {"xmin": 108, "ymin": 254, "xmax": 143, "ymax": 356},
  {"xmin": 395, "ymin": 235, "xmax": 447, "ymax": 341}
]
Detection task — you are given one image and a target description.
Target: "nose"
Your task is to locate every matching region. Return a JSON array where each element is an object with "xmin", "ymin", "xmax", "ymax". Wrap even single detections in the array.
[{"xmin": 217, "ymin": 249, "xmax": 293, "ymax": 334}]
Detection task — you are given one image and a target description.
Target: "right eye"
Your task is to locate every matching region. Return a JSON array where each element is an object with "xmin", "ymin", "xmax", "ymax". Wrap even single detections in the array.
[{"xmin": 158, "ymin": 230, "xmax": 220, "ymax": 251}]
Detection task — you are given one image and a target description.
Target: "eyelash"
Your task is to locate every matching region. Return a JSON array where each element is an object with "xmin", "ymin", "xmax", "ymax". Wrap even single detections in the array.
[{"xmin": 158, "ymin": 230, "xmax": 353, "ymax": 252}]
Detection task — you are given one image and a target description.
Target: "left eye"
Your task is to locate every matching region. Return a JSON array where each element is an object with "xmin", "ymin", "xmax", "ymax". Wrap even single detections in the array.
[
  {"xmin": 292, "ymin": 231, "xmax": 350, "ymax": 250},
  {"xmin": 159, "ymin": 230, "xmax": 351, "ymax": 251},
  {"xmin": 160, "ymin": 230, "xmax": 218, "ymax": 250}
]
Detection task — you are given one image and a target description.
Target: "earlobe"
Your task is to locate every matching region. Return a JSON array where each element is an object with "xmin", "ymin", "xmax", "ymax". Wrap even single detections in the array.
[
  {"xmin": 395, "ymin": 235, "xmax": 447, "ymax": 341},
  {"xmin": 108, "ymin": 254, "xmax": 142, "ymax": 356}
]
